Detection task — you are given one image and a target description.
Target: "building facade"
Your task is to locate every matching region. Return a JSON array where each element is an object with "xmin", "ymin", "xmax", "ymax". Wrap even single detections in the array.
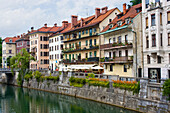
[
  {"xmin": 29, "ymin": 24, "xmax": 61, "ymax": 70},
  {"xmin": 142, "ymin": 0, "xmax": 170, "ymax": 80},
  {"xmin": 2, "ymin": 37, "xmax": 19, "ymax": 68},
  {"xmin": 16, "ymin": 34, "xmax": 30, "ymax": 53},
  {"xmin": 62, "ymin": 7, "xmax": 120, "ymax": 70},
  {"xmin": 49, "ymin": 21, "xmax": 70, "ymax": 71},
  {"xmin": 100, "ymin": 3, "xmax": 143, "ymax": 77}
]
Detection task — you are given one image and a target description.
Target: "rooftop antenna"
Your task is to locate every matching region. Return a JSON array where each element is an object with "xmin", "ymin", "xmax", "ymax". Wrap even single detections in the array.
[{"xmin": 86, "ymin": 8, "xmax": 88, "ymax": 16}]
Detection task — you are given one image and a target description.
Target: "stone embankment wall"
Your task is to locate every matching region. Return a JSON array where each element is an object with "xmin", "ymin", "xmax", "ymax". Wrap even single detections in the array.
[{"xmin": 21, "ymin": 78, "xmax": 170, "ymax": 113}]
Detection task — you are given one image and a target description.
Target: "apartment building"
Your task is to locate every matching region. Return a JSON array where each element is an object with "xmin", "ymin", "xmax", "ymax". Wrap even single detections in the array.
[
  {"xmin": 62, "ymin": 7, "xmax": 120, "ymax": 69},
  {"xmin": 49, "ymin": 21, "xmax": 71, "ymax": 71},
  {"xmin": 28, "ymin": 24, "xmax": 61, "ymax": 69},
  {"xmin": 100, "ymin": 3, "xmax": 143, "ymax": 77},
  {"xmin": 16, "ymin": 33, "xmax": 30, "ymax": 54},
  {"xmin": 142, "ymin": 0, "xmax": 170, "ymax": 80},
  {"xmin": 2, "ymin": 36, "xmax": 20, "ymax": 68}
]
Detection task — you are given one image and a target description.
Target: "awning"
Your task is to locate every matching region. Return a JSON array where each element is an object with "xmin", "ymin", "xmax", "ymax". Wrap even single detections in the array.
[{"xmin": 91, "ymin": 66, "xmax": 103, "ymax": 69}]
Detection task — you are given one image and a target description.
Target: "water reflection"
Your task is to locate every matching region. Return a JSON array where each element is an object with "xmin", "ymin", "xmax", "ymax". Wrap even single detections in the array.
[{"xmin": 0, "ymin": 84, "xmax": 138, "ymax": 113}]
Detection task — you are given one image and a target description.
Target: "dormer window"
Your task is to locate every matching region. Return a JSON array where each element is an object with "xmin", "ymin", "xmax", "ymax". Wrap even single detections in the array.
[
  {"xmin": 109, "ymin": 24, "xmax": 113, "ymax": 29},
  {"xmin": 136, "ymin": 8, "xmax": 142, "ymax": 13},
  {"xmin": 9, "ymin": 39, "xmax": 12, "ymax": 43},
  {"xmin": 117, "ymin": 21, "xmax": 122, "ymax": 27},
  {"xmin": 125, "ymin": 18, "xmax": 130, "ymax": 24}
]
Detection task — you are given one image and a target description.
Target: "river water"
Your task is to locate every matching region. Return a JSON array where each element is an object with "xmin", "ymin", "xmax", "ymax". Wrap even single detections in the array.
[{"xmin": 0, "ymin": 84, "xmax": 139, "ymax": 113}]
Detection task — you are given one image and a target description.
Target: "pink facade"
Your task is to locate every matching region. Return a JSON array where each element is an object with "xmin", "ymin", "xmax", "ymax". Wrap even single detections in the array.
[{"xmin": 16, "ymin": 38, "xmax": 30, "ymax": 53}]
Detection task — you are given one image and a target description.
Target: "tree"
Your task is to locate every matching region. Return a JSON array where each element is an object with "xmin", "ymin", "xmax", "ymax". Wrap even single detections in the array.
[
  {"xmin": 130, "ymin": 0, "xmax": 142, "ymax": 6},
  {"xmin": 163, "ymin": 79, "xmax": 170, "ymax": 101},
  {"xmin": 7, "ymin": 56, "xmax": 11, "ymax": 67},
  {"xmin": 10, "ymin": 48, "xmax": 35, "ymax": 86}
]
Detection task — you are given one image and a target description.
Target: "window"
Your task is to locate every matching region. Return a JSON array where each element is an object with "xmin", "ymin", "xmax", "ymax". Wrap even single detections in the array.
[
  {"xmin": 9, "ymin": 39, "xmax": 12, "ymax": 43},
  {"xmin": 9, "ymin": 50, "xmax": 12, "ymax": 53},
  {"xmin": 109, "ymin": 38, "xmax": 111, "ymax": 44},
  {"xmin": 157, "ymin": 56, "xmax": 161, "ymax": 64},
  {"xmin": 110, "ymin": 65, "xmax": 113, "ymax": 71},
  {"xmin": 86, "ymin": 53, "xmax": 88, "ymax": 58},
  {"xmin": 79, "ymin": 42, "xmax": 81, "ymax": 47},
  {"xmin": 86, "ymin": 40, "xmax": 88, "ymax": 46},
  {"xmin": 147, "ymin": 55, "xmax": 150, "ymax": 64},
  {"xmin": 125, "ymin": 35, "xmax": 128, "ymax": 43},
  {"xmin": 86, "ymin": 30, "xmax": 88, "ymax": 34},
  {"xmin": 168, "ymin": 12, "xmax": 170, "ymax": 24},
  {"xmin": 109, "ymin": 52, "xmax": 111, "ymax": 58},
  {"xmin": 109, "ymin": 19, "xmax": 112, "ymax": 23},
  {"xmin": 27, "ymin": 41, "xmax": 29, "ymax": 45},
  {"xmin": 72, "ymin": 54, "xmax": 74, "ymax": 60},
  {"xmin": 41, "ymin": 52, "xmax": 43, "ymax": 56},
  {"xmin": 89, "ymin": 52, "xmax": 92, "ymax": 58},
  {"xmin": 155, "ymin": 0, "xmax": 160, "ymax": 3},
  {"xmin": 169, "ymin": 54, "xmax": 170, "ymax": 64},
  {"xmin": 113, "ymin": 38, "xmax": 116, "ymax": 43},
  {"xmin": 69, "ymin": 43, "xmax": 71, "ymax": 48},
  {"xmin": 61, "ymin": 36, "xmax": 63, "ymax": 40},
  {"xmin": 145, "ymin": 0, "xmax": 149, "ymax": 8},
  {"xmin": 94, "ymin": 39, "xmax": 96, "ymax": 45},
  {"xmin": 151, "ymin": 14, "xmax": 156, "ymax": 26},
  {"xmin": 40, "ymin": 36, "xmax": 42, "ymax": 41},
  {"xmin": 72, "ymin": 44, "xmax": 74, "ymax": 48},
  {"xmin": 55, "ymin": 38, "xmax": 56, "ymax": 42},
  {"xmin": 152, "ymin": 34, "xmax": 156, "ymax": 47},
  {"xmin": 146, "ymin": 36, "xmax": 149, "ymax": 48},
  {"xmin": 146, "ymin": 17, "xmax": 148, "ymax": 28},
  {"xmin": 55, "ymin": 46, "xmax": 56, "ymax": 51},
  {"xmin": 160, "ymin": 34, "xmax": 162, "ymax": 46},
  {"xmin": 41, "ymin": 44, "xmax": 42, "ymax": 49},
  {"xmin": 79, "ymin": 31, "xmax": 81, "ymax": 38},
  {"xmin": 65, "ymin": 54, "xmax": 67, "ymax": 59},
  {"xmin": 124, "ymin": 65, "xmax": 127, "ymax": 72},
  {"xmin": 113, "ymin": 52, "xmax": 116, "ymax": 57},
  {"xmin": 125, "ymin": 50, "xmax": 128, "ymax": 57},
  {"xmin": 93, "ymin": 28, "xmax": 96, "ymax": 33},
  {"xmin": 160, "ymin": 13, "xmax": 162, "ymax": 25},
  {"xmin": 118, "ymin": 36, "xmax": 121, "ymax": 43},
  {"xmin": 82, "ymin": 31, "xmax": 84, "ymax": 35},
  {"xmin": 52, "ymin": 39, "xmax": 53, "ymax": 43},
  {"xmin": 119, "ymin": 51, "xmax": 122, "ymax": 57},
  {"xmin": 94, "ymin": 51, "xmax": 97, "ymax": 57},
  {"xmin": 168, "ymin": 33, "xmax": 170, "ymax": 46}
]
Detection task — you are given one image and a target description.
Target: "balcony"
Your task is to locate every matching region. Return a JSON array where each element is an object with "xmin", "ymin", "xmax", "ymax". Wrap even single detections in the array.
[
  {"xmin": 63, "ymin": 45, "xmax": 99, "ymax": 53},
  {"xmin": 100, "ymin": 56, "xmax": 133, "ymax": 64},
  {"xmin": 61, "ymin": 57, "xmax": 99, "ymax": 64},
  {"xmin": 100, "ymin": 42, "xmax": 133, "ymax": 50},
  {"xmin": 147, "ymin": 2, "xmax": 163, "ymax": 11}
]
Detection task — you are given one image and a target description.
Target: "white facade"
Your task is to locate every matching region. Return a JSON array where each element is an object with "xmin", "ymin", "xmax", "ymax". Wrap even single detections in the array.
[
  {"xmin": 49, "ymin": 35, "xmax": 63, "ymax": 71},
  {"xmin": 142, "ymin": 0, "xmax": 170, "ymax": 79}
]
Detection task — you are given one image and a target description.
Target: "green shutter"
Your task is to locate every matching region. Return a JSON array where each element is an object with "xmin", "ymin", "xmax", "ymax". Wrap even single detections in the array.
[
  {"xmin": 79, "ymin": 42, "xmax": 81, "ymax": 47},
  {"xmin": 86, "ymin": 40, "xmax": 88, "ymax": 46},
  {"xmin": 94, "ymin": 51, "xmax": 96, "ymax": 57},
  {"xmin": 72, "ymin": 54, "xmax": 74, "ymax": 59},
  {"xmin": 65, "ymin": 54, "xmax": 67, "ymax": 59}
]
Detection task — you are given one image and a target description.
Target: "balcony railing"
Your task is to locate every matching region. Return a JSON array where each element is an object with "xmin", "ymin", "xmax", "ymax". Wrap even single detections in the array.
[
  {"xmin": 63, "ymin": 45, "xmax": 99, "ymax": 53},
  {"xmin": 148, "ymin": 2, "xmax": 162, "ymax": 10},
  {"xmin": 100, "ymin": 42, "xmax": 132, "ymax": 50},
  {"xmin": 100, "ymin": 56, "xmax": 133, "ymax": 63},
  {"xmin": 61, "ymin": 57, "xmax": 99, "ymax": 64}
]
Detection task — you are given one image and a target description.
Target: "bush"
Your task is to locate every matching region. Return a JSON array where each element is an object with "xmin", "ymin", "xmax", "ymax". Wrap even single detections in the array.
[
  {"xmin": 69, "ymin": 77, "xmax": 86, "ymax": 87},
  {"xmin": 45, "ymin": 76, "xmax": 60, "ymax": 83},
  {"xmin": 86, "ymin": 73, "xmax": 95, "ymax": 79},
  {"xmin": 24, "ymin": 74, "xmax": 33, "ymax": 82},
  {"xmin": 33, "ymin": 71, "xmax": 42, "ymax": 82},
  {"xmin": 88, "ymin": 80, "xmax": 109, "ymax": 88},
  {"xmin": 163, "ymin": 79, "xmax": 170, "ymax": 101}
]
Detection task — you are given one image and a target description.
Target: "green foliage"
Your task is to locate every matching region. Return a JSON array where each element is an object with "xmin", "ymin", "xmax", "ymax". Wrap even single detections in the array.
[
  {"xmin": 7, "ymin": 57, "xmax": 11, "ymax": 67},
  {"xmin": 163, "ymin": 79, "xmax": 170, "ymax": 101},
  {"xmin": 33, "ymin": 71, "xmax": 42, "ymax": 82},
  {"xmin": 86, "ymin": 73, "xmax": 95, "ymax": 79},
  {"xmin": 40, "ymin": 76, "xmax": 45, "ymax": 82},
  {"xmin": 24, "ymin": 73, "xmax": 33, "ymax": 82},
  {"xmin": 130, "ymin": 0, "xmax": 142, "ymax": 6},
  {"xmin": 88, "ymin": 80, "xmax": 109, "ymax": 88},
  {"xmin": 59, "ymin": 71, "xmax": 62, "ymax": 75},
  {"xmin": 45, "ymin": 76, "xmax": 59, "ymax": 83},
  {"xmin": 10, "ymin": 48, "xmax": 35, "ymax": 86},
  {"xmin": 69, "ymin": 77, "xmax": 86, "ymax": 87}
]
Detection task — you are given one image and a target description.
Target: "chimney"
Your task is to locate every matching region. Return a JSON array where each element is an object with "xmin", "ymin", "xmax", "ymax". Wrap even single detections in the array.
[
  {"xmin": 62, "ymin": 21, "xmax": 68, "ymax": 28},
  {"xmin": 101, "ymin": 7, "xmax": 108, "ymax": 14},
  {"xmin": 95, "ymin": 8, "xmax": 100, "ymax": 18},
  {"xmin": 71, "ymin": 15, "xmax": 78, "ymax": 27},
  {"xmin": 123, "ymin": 3, "xmax": 126, "ymax": 15},
  {"xmin": 44, "ymin": 23, "xmax": 47, "ymax": 27},
  {"xmin": 31, "ymin": 27, "xmax": 34, "ymax": 31},
  {"xmin": 21, "ymin": 34, "xmax": 23, "ymax": 38},
  {"xmin": 54, "ymin": 23, "xmax": 57, "ymax": 27},
  {"xmin": 81, "ymin": 18, "xmax": 84, "ymax": 27},
  {"xmin": 17, "ymin": 35, "xmax": 20, "ymax": 38}
]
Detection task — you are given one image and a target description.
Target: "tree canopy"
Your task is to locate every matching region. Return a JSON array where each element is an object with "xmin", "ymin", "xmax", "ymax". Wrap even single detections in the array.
[
  {"xmin": 130, "ymin": 0, "xmax": 142, "ymax": 6},
  {"xmin": 10, "ymin": 48, "xmax": 35, "ymax": 86}
]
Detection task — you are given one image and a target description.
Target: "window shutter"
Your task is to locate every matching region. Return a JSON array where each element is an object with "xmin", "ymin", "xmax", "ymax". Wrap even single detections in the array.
[
  {"xmin": 146, "ymin": 18, "xmax": 148, "ymax": 28},
  {"xmin": 168, "ymin": 12, "xmax": 170, "ymax": 21},
  {"xmin": 160, "ymin": 13, "xmax": 162, "ymax": 25}
]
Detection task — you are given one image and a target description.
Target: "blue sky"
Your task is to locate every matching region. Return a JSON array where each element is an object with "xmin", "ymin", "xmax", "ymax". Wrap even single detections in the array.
[{"xmin": 0, "ymin": 0, "xmax": 131, "ymax": 39}]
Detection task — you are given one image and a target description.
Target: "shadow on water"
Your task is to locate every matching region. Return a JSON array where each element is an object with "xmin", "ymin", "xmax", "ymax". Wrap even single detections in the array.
[{"xmin": 0, "ymin": 84, "xmax": 139, "ymax": 113}]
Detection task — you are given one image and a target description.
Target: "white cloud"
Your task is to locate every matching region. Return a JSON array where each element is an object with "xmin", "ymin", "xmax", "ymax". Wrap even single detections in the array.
[{"xmin": 0, "ymin": 0, "xmax": 131, "ymax": 38}]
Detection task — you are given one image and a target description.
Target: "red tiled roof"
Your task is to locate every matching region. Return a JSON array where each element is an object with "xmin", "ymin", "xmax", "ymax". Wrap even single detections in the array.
[
  {"xmin": 101, "ymin": 3, "xmax": 142, "ymax": 33},
  {"xmin": 4, "ymin": 37, "xmax": 20, "ymax": 43},
  {"xmin": 62, "ymin": 7, "xmax": 119, "ymax": 33}
]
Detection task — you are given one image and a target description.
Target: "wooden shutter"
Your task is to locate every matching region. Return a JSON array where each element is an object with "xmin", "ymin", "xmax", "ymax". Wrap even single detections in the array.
[
  {"xmin": 160, "ymin": 13, "xmax": 162, "ymax": 25},
  {"xmin": 146, "ymin": 18, "xmax": 148, "ymax": 28},
  {"xmin": 168, "ymin": 12, "xmax": 170, "ymax": 22}
]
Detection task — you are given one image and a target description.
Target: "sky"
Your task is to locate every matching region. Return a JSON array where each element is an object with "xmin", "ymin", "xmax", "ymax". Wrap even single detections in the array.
[{"xmin": 0, "ymin": 0, "xmax": 131, "ymax": 39}]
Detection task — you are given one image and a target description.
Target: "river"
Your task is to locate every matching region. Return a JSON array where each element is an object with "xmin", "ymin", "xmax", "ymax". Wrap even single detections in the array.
[{"xmin": 0, "ymin": 84, "xmax": 139, "ymax": 113}]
